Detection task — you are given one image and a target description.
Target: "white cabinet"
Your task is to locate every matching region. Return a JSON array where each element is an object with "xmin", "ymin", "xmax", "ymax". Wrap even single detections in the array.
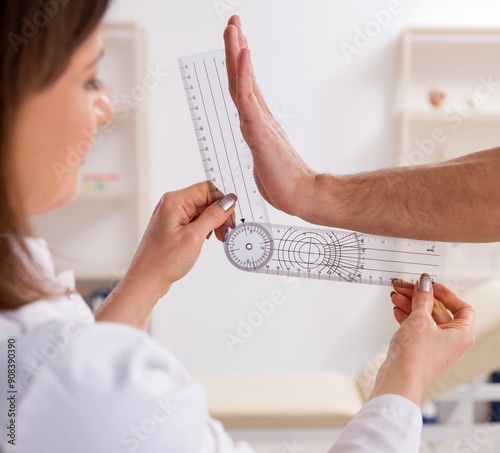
[
  {"xmin": 30, "ymin": 23, "xmax": 149, "ymax": 296},
  {"xmin": 398, "ymin": 28, "xmax": 500, "ymax": 289}
]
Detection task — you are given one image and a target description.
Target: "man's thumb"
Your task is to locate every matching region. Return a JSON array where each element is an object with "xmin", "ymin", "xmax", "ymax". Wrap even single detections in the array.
[{"xmin": 411, "ymin": 273, "xmax": 434, "ymax": 315}]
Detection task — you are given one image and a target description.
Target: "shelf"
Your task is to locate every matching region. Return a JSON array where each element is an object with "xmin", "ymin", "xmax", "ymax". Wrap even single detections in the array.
[
  {"xmin": 399, "ymin": 29, "xmax": 500, "ymax": 287},
  {"xmin": 76, "ymin": 191, "xmax": 138, "ymax": 201},
  {"xmin": 401, "ymin": 110, "xmax": 500, "ymax": 122},
  {"xmin": 400, "ymin": 28, "xmax": 500, "ymax": 113},
  {"xmin": 408, "ymin": 33, "xmax": 500, "ymax": 44}
]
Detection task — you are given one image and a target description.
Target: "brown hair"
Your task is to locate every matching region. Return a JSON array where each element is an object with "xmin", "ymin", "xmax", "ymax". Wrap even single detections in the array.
[{"xmin": 0, "ymin": 0, "xmax": 112, "ymax": 308}]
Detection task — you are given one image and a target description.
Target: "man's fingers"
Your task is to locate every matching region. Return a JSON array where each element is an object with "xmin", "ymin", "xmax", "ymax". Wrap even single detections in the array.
[
  {"xmin": 228, "ymin": 15, "xmax": 273, "ymax": 116},
  {"xmin": 236, "ymin": 48, "xmax": 262, "ymax": 124},
  {"xmin": 229, "ymin": 14, "xmax": 248, "ymax": 49},
  {"xmin": 227, "ymin": 15, "xmax": 239, "ymax": 26},
  {"xmin": 224, "ymin": 24, "xmax": 240, "ymax": 102}
]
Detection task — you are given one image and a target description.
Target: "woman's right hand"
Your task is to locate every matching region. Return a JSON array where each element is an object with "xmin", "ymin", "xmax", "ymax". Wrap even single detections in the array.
[
  {"xmin": 223, "ymin": 15, "xmax": 316, "ymax": 218},
  {"xmin": 95, "ymin": 181, "xmax": 236, "ymax": 331},
  {"xmin": 370, "ymin": 274, "xmax": 475, "ymax": 405}
]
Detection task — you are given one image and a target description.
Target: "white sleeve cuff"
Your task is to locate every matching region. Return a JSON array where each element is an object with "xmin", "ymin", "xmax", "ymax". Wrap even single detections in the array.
[{"xmin": 328, "ymin": 394, "xmax": 422, "ymax": 453}]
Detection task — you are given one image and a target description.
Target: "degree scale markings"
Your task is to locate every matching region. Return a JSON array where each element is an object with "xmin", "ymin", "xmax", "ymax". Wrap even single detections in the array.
[
  {"xmin": 179, "ymin": 50, "xmax": 447, "ymax": 286},
  {"xmin": 179, "ymin": 50, "xmax": 267, "ymax": 225}
]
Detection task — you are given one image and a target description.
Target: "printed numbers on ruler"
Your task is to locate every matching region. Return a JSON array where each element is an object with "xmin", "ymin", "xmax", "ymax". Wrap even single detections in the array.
[{"xmin": 224, "ymin": 222, "xmax": 445, "ymax": 286}]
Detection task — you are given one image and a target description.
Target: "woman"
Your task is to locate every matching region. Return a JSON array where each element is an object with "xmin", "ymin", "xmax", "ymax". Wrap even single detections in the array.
[{"xmin": 0, "ymin": 2, "xmax": 474, "ymax": 452}]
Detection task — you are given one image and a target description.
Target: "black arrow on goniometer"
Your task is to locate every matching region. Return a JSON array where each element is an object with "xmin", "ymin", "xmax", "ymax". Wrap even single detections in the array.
[{"xmin": 240, "ymin": 218, "xmax": 245, "ymax": 223}]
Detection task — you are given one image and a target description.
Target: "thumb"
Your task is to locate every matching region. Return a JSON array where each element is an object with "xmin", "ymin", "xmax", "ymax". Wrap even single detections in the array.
[
  {"xmin": 411, "ymin": 273, "xmax": 434, "ymax": 315},
  {"xmin": 190, "ymin": 193, "xmax": 237, "ymax": 237}
]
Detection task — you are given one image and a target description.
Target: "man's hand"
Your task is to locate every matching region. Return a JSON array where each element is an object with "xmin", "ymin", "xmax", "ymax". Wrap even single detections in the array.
[{"xmin": 224, "ymin": 15, "xmax": 316, "ymax": 218}]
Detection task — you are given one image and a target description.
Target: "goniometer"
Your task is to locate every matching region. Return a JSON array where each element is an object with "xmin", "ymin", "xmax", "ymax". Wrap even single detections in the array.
[{"xmin": 178, "ymin": 50, "xmax": 446, "ymax": 286}]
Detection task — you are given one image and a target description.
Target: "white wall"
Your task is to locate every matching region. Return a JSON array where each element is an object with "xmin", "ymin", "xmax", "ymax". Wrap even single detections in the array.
[{"xmin": 104, "ymin": 0, "xmax": 500, "ymax": 376}]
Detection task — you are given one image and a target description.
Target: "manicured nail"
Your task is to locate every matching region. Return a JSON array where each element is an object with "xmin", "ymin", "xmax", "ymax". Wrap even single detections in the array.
[
  {"xmin": 218, "ymin": 193, "xmax": 237, "ymax": 211},
  {"xmin": 206, "ymin": 231, "xmax": 213, "ymax": 240},
  {"xmin": 418, "ymin": 273, "xmax": 432, "ymax": 292},
  {"xmin": 221, "ymin": 227, "xmax": 229, "ymax": 243},
  {"xmin": 390, "ymin": 291, "xmax": 396, "ymax": 297},
  {"xmin": 391, "ymin": 278, "xmax": 400, "ymax": 284},
  {"xmin": 393, "ymin": 306, "xmax": 397, "ymax": 311}
]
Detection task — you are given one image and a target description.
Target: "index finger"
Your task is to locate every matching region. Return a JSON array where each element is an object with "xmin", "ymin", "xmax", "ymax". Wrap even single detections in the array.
[
  {"xmin": 433, "ymin": 283, "xmax": 475, "ymax": 323},
  {"xmin": 224, "ymin": 22, "xmax": 240, "ymax": 103},
  {"xmin": 225, "ymin": 16, "xmax": 272, "ymax": 116},
  {"xmin": 224, "ymin": 16, "xmax": 249, "ymax": 103},
  {"xmin": 182, "ymin": 181, "xmax": 224, "ymax": 213}
]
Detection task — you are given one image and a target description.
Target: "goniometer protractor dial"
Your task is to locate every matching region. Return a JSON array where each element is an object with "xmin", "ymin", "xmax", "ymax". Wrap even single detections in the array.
[
  {"xmin": 225, "ymin": 223, "xmax": 274, "ymax": 271},
  {"xmin": 276, "ymin": 227, "xmax": 363, "ymax": 282}
]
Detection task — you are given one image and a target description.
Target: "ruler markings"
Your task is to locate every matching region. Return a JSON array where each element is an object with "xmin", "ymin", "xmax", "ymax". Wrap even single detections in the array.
[
  {"xmin": 202, "ymin": 59, "xmax": 242, "ymax": 220},
  {"xmin": 192, "ymin": 62, "xmax": 227, "ymax": 195},
  {"xmin": 212, "ymin": 57, "xmax": 256, "ymax": 222}
]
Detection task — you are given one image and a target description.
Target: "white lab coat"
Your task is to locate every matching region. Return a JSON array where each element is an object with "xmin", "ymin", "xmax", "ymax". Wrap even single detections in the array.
[{"xmin": 0, "ymin": 239, "xmax": 422, "ymax": 452}]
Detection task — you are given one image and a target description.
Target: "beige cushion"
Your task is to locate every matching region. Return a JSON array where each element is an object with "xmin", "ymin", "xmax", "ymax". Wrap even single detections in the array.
[{"xmin": 195, "ymin": 374, "xmax": 364, "ymax": 428}]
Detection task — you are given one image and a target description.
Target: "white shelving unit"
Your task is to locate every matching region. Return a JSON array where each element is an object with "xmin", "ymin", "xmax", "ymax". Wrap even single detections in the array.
[
  {"xmin": 30, "ymin": 23, "xmax": 149, "ymax": 295},
  {"xmin": 398, "ymin": 28, "xmax": 500, "ymax": 289}
]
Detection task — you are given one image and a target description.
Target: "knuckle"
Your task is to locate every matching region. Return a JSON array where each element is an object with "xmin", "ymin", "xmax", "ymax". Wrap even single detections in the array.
[
  {"xmin": 158, "ymin": 192, "xmax": 173, "ymax": 210},
  {"xmin": 184, "ymin": 228, "xmax": 202, "ymax": 246},
  {"xmin": 465, "ymin": 333, "xmax": 475, "ymax": 351}
]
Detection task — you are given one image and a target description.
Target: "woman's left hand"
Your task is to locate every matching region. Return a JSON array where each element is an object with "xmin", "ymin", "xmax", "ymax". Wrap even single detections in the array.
[
  {"xmin": 95, "ymin": 181, "xmax": 236, "ymax": 330},
  {"xmin": 369, "ymin": 276, "xmax": 475, "ymax": 405}
]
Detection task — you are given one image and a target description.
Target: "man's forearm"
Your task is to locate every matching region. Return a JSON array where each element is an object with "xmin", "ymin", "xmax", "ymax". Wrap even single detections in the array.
[{"xmin": 305, "ymin": 147, "xmax": 500, "ymax": 242}]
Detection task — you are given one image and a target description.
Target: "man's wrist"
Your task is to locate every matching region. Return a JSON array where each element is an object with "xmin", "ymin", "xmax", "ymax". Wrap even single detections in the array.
[{"xmin": 300, "ymin": 172, "xmax": 342, "ymax": 226}]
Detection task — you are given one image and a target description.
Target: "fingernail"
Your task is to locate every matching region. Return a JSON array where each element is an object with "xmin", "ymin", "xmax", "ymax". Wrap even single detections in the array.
[
  {"xmin": 206, "ymin": 231, "xmax": 213, "ymax": 240},
  {"xmin": 390, "ymin": 278, "xmax": 400, "ymax": 284},
  {"xmin": 390, "ymin": 291, "xmax": 396, "ymax": 297},
  {"xmin": 393, "ymin": 306, "xmax": 397, "ymax": 311},
  {"xmin": 218, "ymin": 193, "xmax": 237, "ymax": 211},
  {"xmin": 418, "ymin": 273, "xmax": 432, "ymax": 292},
  {"xmin": 221, "ymin": 228, "xmax": 229, "ymax": 243}
]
